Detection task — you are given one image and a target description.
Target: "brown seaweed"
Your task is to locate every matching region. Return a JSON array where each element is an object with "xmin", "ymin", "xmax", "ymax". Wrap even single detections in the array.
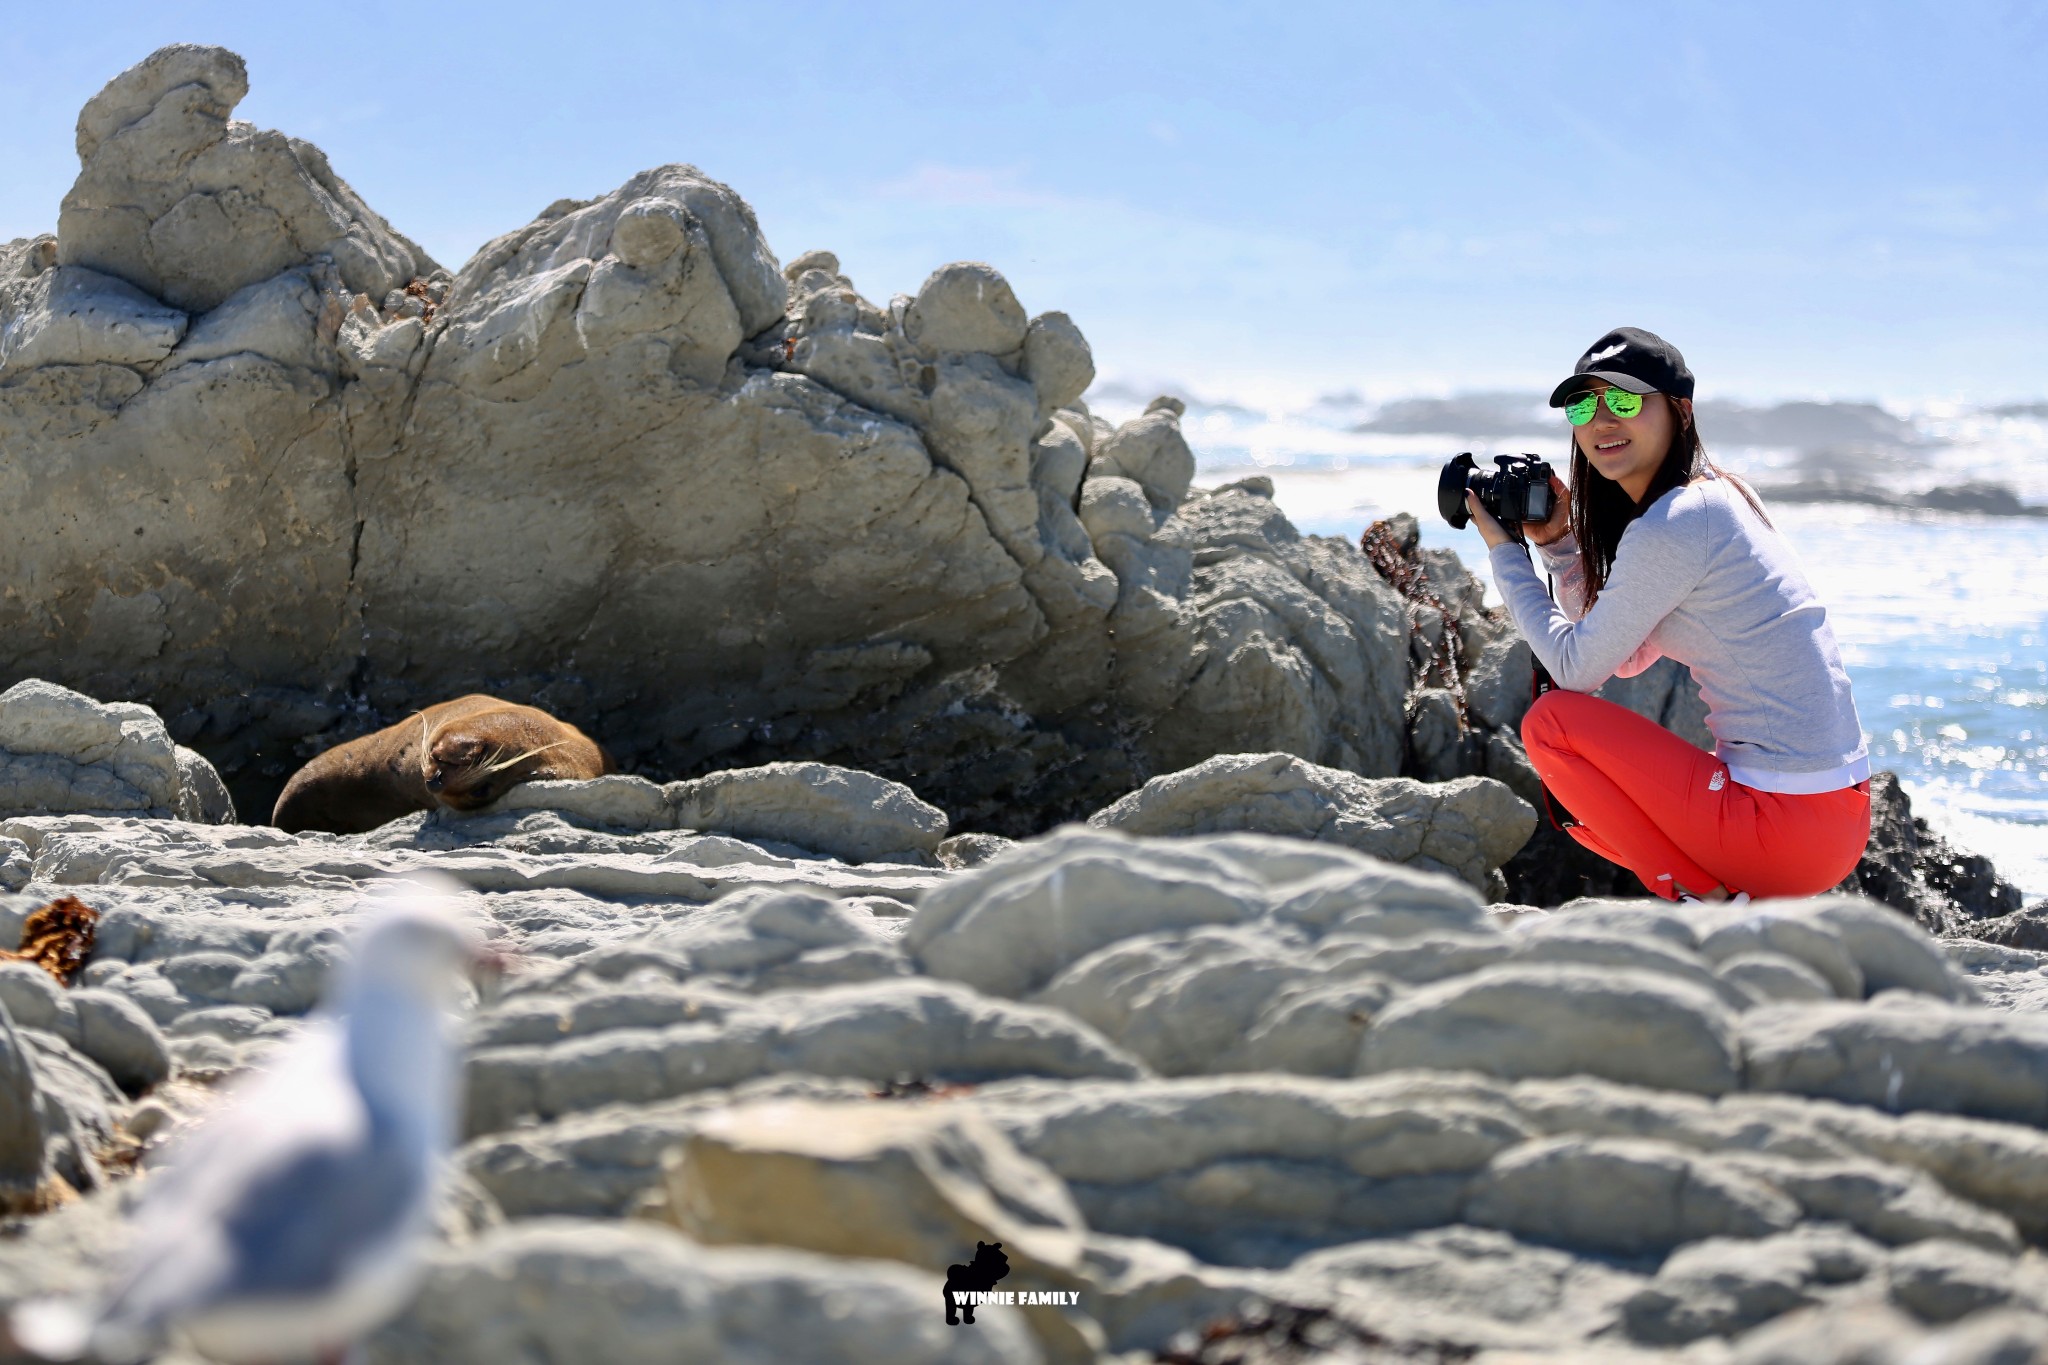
[
  {"xmin": 0, "ymin": 895, "xmax": 100, "ymax": 986},
  {"xmin": 1361, "ymin": 518, "xmax": 1471, "ymax": 730}
]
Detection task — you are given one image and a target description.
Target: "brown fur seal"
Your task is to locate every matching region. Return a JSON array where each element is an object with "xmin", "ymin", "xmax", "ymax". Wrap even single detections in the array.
[{"xmin": 271, "ymin": 694, "xmax": 613, "ymax": 834}]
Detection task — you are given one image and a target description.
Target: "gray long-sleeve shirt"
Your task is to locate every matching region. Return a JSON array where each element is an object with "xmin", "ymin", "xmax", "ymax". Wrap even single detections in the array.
[{"xmin": 1486, "ymin": 468, "xmax": 1870, "ymax": 794}]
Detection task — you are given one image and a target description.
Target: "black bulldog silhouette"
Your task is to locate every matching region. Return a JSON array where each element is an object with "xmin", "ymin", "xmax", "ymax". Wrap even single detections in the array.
[{"xmin": 943, "ymin": 1240, "xmax": 1010, "ymax": 1325}]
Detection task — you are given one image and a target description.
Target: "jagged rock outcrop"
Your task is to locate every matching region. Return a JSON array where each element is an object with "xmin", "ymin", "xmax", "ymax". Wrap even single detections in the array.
[
  {"xmin": 1841, "ymin": 771, "xmax": 2033, "ymax": 936},
  {"xmin": 59, "ymin": 45, "xmax": 439, "ymax": 314},
  {"xmin": 2, "ymin": 44, "xmax": 1424, "ymax": 845}
]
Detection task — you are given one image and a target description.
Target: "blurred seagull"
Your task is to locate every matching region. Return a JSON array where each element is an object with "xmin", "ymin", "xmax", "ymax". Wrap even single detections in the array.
[{"xmin": 13, "ymin": 875, "xmax": 487, "ymax": 1364}]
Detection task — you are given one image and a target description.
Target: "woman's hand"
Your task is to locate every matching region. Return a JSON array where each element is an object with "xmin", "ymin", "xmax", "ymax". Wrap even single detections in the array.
[
  {"xmin": 1526, "ymin": 474, "xmax": 1571, "ymax": 547},
  {"xmin": 1467, "ymin": 474, "xmax": 1571, "ymax": 551},
  {"xmin": 1464, "ymin": 489, "xmax": 1511, "ymax": 550}
]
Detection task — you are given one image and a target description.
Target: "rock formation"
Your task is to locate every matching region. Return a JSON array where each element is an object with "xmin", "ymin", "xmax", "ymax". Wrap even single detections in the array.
[
  {"xmin": 1088, "ymin": 751, "xmax": 1533, "ymax": 896},
  {"xmin": 0, "ymin": 802, "xmax": 2042, "ymax": 1357},
  {"xmin": 0, "ymin": 43, "xmax": 1417, "ymax": 844},
  {"xmin": 0, "ymin": 680, "xmax": 233, "ymax": 825},
  {"xmin": 8, "ymin": 43, "xmax": 2030, "ymax": 935}
]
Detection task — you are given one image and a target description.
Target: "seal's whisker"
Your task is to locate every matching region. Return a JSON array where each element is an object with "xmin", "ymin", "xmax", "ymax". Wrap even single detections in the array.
[{"xmin": 476, "ymin": 740, "xmax": 571, "ymax": 777}]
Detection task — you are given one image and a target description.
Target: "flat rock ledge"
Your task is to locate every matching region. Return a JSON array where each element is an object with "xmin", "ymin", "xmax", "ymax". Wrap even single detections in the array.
[{"xmin": 0, "ymin": 799, "xmax": 2043, "ymax": 1361}]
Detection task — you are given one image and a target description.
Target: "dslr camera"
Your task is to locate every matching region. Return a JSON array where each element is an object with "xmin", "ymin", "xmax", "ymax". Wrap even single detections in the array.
[{"xmin": 1438, "ymin": 453, "xmax": 1556, "ymax": 534}]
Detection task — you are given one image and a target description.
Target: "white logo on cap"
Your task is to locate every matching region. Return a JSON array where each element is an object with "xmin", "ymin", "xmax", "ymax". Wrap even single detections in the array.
[{"xmin": 1586, "ymin": 341, "xmax": 1628, "ymax": 364}]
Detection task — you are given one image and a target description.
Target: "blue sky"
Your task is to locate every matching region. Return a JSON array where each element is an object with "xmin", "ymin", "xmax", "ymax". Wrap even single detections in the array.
[{"xmin": 4, "ymin": 2, "xmax": 2045, "ymax": 406}]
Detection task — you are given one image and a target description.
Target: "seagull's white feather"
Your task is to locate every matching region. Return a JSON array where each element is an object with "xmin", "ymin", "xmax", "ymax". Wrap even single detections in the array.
[{"xmin": 15, "ymin": 877, "xmax": 476, "ymax": 1365}]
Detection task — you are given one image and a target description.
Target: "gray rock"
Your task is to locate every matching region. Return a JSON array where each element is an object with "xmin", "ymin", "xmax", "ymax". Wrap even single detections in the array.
[
  {"xmin": 4, "ymin": 44, "xmax": 1542, "ymax": 844},
  {"xmin": 1359, "ymin": 964, "xmax": 1744, "ymax": 1095},
  {"xmin": 59, "ymin": 44, "xmax": 439, "ymax": 313},
  {"xmin": 171, "ymin": 746, "xmax": 235, "ymax": 824},
  {"xmin": 904, "ymin": 261, "xmax": 1028, "ymax": 356},
  {"xmin": 1698, "ymin": 906, "xmax": 1866, "ymax": 1000},
  {"xmin": 1483, "ymin": 729, "xmax": 1545, "ymax": 809},
  {"xmin": 460, "ymin": 1075, "xmax": 880, "ymax": 1220},
  {"xmin": 664, "ymin": 1099, "xmax": 1101, "ymax": 1361},
  {"xmin": 1092, "ymin": 406, "xmax": 1195, "ymax": 514},
  {"xmin": 1813, "ymin": 896, "xmax": 1977, "ymax": 1002},
  {"xmin": 1295, "ymin": 1225, "xmax": 1643, "ymax": 1349},
  {"xmin": 70, "ymin": 990, "xmax": 173, "ymax": 1094},
  {"xmin": 1079, "ymin": 474, "xmax": 1158, "ymax": 545},
  {"xmin": 1884, "ymin": 1238, "xmax": 2048, "ymax": 1324},
  {"xmin": 1545, "ymin": 897, "xmax": 1701, "ymax": 949},
  {"xmin": 907, "ymin": 827, "xmax": 1265, "ymax": 998},
  {"xmin": 978, "ymin": 1076, "xmax": 1530, "ymax": 1266},
  {"xmin": 488, "ymin": 776, "xmax": 672, "ymax": 832},
  {"xmin": 462, "ymin": 976, "xmax": 1145, "ymax": 1136},
  {"xmin": 1032, "ymin": 925, "xmax": 1364, "ymax": 1078},
  {"xmin": 1718, "ymin": 952, "xmax": 1839, "ymax": 1004},
  {"xmin": 0, "ymin": 263, "xmax": 188, "ymax": 380},
  {"xmin": 1119, "ymin": 485, "xmax": 1409, "ymax": 785},
  {"xmin": 1463, "ymin": 1136, "xmax": 1800, "ymax": 1255},
  {"xmin": 665, "ymin": 762, "xmax": 948, "ymax": 863},
  {"xmin": 524, "ymin": 886, "xmax": 913, "ymax": 996},
  {"xmin": 937, "ymin": 832, "xmax": 1014, "ymax": 869},
  {"xmin": 362, "ymin": 1220, "xmax": 1043, "ymax": 1365},
  {"xmin": 1622, "ymin": 1229, "xmax": 1875, "ymax": 1344},
  {"xmin": 0, "ymin": 1000, "xmax": 49, "ymax": 1194},
  {"xmin": 1729, "ymin": 1301, "xmax": 2015, "ymax": 1364},
  {"xmin": 1718, "ymin": 1153, "xmax": 2018, "ymax": 1252},
  {"xmin": 1021, "ymin": 311, "xmax": 1093, "ymax": 417},
  {"xmin": 1843, "ymin": 770, "xmax": 2029, "ymax": 934},
  {"xmin": 1742, "ymin": 1000, "xmax": 2048, "ymax": 1125},
  {"xmin": 0, "ymin": 961, "xmax": 171, "ymax": 1096},
  {"xmin": 0, "ymin": 682, "xmax": 233, "ymax": 824},
  {"xmin": 15, "ymin": 1028, "xmax": 120, "ymax": 1194},
  {"xmin": 1465, "ymin": 636, "xmax": 1535, "ymax": 731},
  {"xmin": 1506, "ymin": 926, "xmax": 1749, "ymax": 1010},
  {"xmin": 1088, "ymin": 752, "xmax": 1534, "ymax": 894}
]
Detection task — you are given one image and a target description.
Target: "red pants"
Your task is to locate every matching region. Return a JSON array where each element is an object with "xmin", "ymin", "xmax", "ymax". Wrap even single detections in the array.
[{"xmin": 1519, "ymin": 689, "xmax": 1872, "ymax": 901}]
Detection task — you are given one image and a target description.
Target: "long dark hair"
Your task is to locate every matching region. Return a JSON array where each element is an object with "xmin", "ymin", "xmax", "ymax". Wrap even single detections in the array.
[{"xmin": 1573, "ymin": 395, "xmax": 1774, "ymax": 610}]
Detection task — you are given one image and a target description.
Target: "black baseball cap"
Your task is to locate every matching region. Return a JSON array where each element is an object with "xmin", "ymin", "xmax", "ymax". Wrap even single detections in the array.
[{"xmin": 1547, "ymin": 327, "xmax": 1695, "ymax": 407}]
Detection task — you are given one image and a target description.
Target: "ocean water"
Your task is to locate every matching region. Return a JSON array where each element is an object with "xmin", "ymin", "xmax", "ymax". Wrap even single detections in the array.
[{"xmin": 1090, "ymin": 389, "xmax": 2048, "ymax": 901}]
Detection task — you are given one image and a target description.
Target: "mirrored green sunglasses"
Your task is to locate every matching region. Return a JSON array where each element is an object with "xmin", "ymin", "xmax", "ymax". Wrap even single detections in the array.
[{"xmin": 1564, "ymin": 389, "xmax": 1646, "ymax": 425}]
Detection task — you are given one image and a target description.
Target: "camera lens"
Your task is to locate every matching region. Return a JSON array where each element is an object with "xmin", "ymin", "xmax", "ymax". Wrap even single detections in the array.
[{"xmin": 1438, "ymin": 453, "xmax": 1479, "ymax": 529}]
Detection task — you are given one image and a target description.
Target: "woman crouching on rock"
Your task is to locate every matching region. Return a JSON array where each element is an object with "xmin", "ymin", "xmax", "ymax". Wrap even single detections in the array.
[{"xmin": 1465, "ymin": 326, "xmax": 1872, "ymax": 905}]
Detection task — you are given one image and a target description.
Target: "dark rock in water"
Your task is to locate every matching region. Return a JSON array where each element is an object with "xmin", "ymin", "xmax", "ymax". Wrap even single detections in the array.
[
  {"xmin": 1758, "ymin": 476, "xmax": 1902, "ymax": 507},
  {"xmin": 1348, "ymin": 390, "xmax": 1551, "ymax": 438},
  {"xmin": 1836, "ymin": 771, "xmax": 2026, "ymax": 935},
  {"xmin": 1968, "ymin": 903, "xmax": 2048, "ymax": 951},
  {"xmin": 1759, "ymin": 476, "xmax": 2046, "ymax": 517},
  {"xmin": 1695, "ymin": 399, "xmax": 1925, "ymax": 450},
  {"xmin": 1916, "ymin": 481, "xmax": 2045, "ymax": 516}
]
